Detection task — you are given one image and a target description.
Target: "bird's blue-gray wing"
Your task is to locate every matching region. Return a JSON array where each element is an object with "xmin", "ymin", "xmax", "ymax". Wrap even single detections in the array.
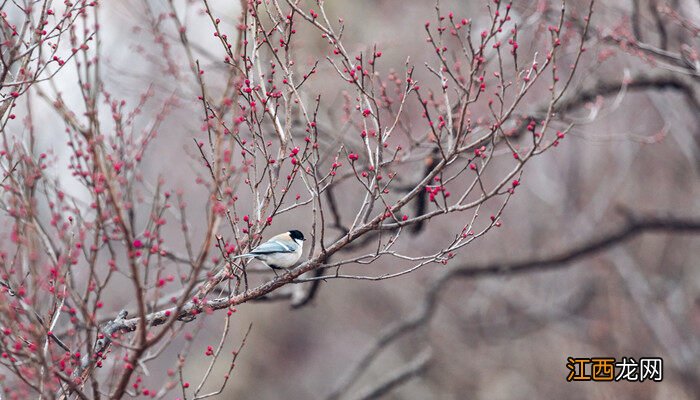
[{"xmin": 249, "ymin": 240, "xmax": 295, "ymax": 254}]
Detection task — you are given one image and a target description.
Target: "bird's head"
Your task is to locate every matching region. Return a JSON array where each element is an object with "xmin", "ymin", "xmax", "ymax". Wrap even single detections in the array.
[{"xmin": 288, "ymin": 230, "xmax": 305, "ymax": 243}]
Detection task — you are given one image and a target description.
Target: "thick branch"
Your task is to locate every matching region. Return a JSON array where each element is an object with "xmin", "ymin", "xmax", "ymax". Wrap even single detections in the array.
[
  {"xmin": 557, "ymin": 74, "xmax": 700, "ymax": 114},
  {"xmin": 449, "ymin": 210, "xmax": 700, "ymax": 278}
]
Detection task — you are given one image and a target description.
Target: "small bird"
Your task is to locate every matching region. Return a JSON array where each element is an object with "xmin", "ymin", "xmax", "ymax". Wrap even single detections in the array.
[{"xmin": 232, "ymin": 230, "xmax": 306, "ymax": 270}]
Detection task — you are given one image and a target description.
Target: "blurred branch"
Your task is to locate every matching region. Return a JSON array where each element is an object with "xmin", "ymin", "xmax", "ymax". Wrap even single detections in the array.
[
  {"xmin": 449, "ymin": 209, "xmax": 700, "ymax": 278},
  {"xmin": 631, "ymin": 0, "xmax": 643, "ymax": 42},
  {"xmin": 499, "ymin": 72, "xmax": 700, "ymax": 150},
  {"xmin": 351, "ymin": 348, "xmax": 431, "ymax": 400},
  {"xmin": 325, "ymin": 286, "xmax": 436, "ymax": 400},
  {"xmin": 557, "ymin": 73, "xmax": 700, "ymax": 114},
  {"xmin": 649, "ymin": 0, "xmax": 668, "ymax": 50},
  {"xmin": 327, "ymin": 209, "xmax": 699, "ymax": 399}
]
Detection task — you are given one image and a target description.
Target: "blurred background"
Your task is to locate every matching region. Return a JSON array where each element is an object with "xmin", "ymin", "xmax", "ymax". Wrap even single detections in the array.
[{"xmin": 14, "ymin": 0, "xmax": 700, "ymax": 398}]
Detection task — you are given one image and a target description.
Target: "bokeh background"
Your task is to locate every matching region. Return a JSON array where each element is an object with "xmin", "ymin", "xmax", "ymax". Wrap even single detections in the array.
[{"xmin": 19, "ymin": 0, "xmax": 700, "ymax": 398}]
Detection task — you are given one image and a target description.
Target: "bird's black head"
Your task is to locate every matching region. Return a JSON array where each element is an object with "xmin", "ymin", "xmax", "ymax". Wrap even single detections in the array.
[{"xmin": 289, "ymin": 230, "xmax": 305, "ymax": 241}]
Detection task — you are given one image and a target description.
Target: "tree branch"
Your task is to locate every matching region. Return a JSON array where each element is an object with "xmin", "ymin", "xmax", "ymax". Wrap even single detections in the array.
[
  {"xmin": 557, "ymin": 74, "xmax": 700, "ymax": 114},
  {"xmin": 449, "ymin": 210, "xmax": 700, "ymax": 278},
  {"xmin": 352, "ymin": 348, "xmax": 431, "ymax": 400},
  {"xmin": 326, "ymin": 210, "xmax": 700, "ymax": 399}
]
